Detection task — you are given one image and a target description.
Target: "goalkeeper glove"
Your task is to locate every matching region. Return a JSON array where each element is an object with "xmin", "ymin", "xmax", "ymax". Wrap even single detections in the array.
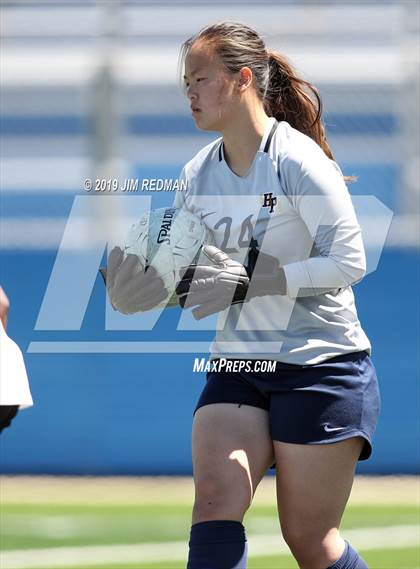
[
  {"xmin": 99, "ymin": 246, "xmax": 169, "ymax": 314},
  {"xmin": 176, "ymin": 240, "xmax": 287, "ymax": 320}
]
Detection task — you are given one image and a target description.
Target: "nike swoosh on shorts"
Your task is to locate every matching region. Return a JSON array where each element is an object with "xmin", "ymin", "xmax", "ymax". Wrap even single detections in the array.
[{"xmin": 323, "ymin": 424, "xmax": 347, "ymax": 432}]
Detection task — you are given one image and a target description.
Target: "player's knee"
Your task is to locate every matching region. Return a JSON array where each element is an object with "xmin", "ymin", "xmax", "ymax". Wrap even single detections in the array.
[
  {"xmin": 282, "ymin": 525, "xmax": 340, "ymax": 568},
  {"xmin": 193, "ymin": 474, "xmax": 251, "ymax": 520}
]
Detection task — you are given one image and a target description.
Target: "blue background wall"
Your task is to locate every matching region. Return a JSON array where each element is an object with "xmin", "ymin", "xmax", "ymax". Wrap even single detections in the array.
[{"xmin": 1, "ymin": 245, "xmax": 418, "ymax": 475}]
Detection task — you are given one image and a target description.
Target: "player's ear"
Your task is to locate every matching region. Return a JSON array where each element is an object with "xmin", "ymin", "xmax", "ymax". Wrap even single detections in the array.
[{"xmin": 237, "ymin": 67, "xmax": 252, "ymax": 90}]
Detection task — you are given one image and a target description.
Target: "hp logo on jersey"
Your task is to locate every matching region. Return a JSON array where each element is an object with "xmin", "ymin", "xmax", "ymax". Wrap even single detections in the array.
[{"xmin": 261, "ymin": 192, "xmax": 278, "ymax": 213}]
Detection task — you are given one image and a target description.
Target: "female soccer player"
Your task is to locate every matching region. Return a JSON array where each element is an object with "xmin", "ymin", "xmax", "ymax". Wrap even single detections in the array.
[{"xmin": 106, "ymin": 22, "xmax": 380, "ymax": 569}]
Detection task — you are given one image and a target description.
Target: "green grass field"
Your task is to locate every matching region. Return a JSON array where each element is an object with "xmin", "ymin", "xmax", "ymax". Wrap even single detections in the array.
[{"xmin": 1, "ymin": 476, "xmax": 419, "ymax": 569}]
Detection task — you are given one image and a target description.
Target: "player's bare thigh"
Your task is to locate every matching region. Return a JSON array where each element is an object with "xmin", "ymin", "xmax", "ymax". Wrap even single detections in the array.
[{"xmin": 192, "ymin": 403, "xmax": 274, "ymax": 524}]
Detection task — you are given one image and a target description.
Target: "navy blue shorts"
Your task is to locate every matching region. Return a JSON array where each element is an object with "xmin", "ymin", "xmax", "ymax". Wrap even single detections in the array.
[{"xmin": 194, "ymin": 351, "xmax": 380, "ymax": 461}]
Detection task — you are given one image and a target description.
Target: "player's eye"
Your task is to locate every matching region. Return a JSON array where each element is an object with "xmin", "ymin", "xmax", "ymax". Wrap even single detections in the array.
[{"xmin": 196, "ymin": 78, "xmax": 206, "ymax": 82}]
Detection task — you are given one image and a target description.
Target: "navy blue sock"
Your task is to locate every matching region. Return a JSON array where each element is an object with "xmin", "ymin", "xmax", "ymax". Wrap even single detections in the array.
[
  {"xmin": 187, "ymin": 520, "xmax": 248, "ymax": 569},
  {"xmin": 328, "ymin": 541, "xmax": 368, "ymax": 569}
]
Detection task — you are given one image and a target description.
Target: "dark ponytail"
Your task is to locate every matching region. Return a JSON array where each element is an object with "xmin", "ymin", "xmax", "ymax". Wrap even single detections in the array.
[{"xmin": 265, "ymin": 51, "xmax": 333, "ymax": 160}]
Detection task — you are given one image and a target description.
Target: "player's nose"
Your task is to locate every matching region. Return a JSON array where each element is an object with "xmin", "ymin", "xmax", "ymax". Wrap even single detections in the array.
[{"xmin": 186, "ymin": 86, "xmax": 198, "ymax": 101}]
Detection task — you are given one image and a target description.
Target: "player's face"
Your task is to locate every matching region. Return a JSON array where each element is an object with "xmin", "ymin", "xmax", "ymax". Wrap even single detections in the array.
[{"xmin": 183, "ymin": 43, "xmax": 238, "ymax": 132}]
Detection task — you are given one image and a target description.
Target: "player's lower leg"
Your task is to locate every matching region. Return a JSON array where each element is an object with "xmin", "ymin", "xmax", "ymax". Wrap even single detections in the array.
[{"xmin": 187, "ymin": 520, "xmax": 248, "ymax": 569}]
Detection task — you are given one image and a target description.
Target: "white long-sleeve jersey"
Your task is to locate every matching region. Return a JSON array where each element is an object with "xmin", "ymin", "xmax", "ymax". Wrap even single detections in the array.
[{"xmin": 174, "ymin": 118, "xmax": 371, "ymax": 364}]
